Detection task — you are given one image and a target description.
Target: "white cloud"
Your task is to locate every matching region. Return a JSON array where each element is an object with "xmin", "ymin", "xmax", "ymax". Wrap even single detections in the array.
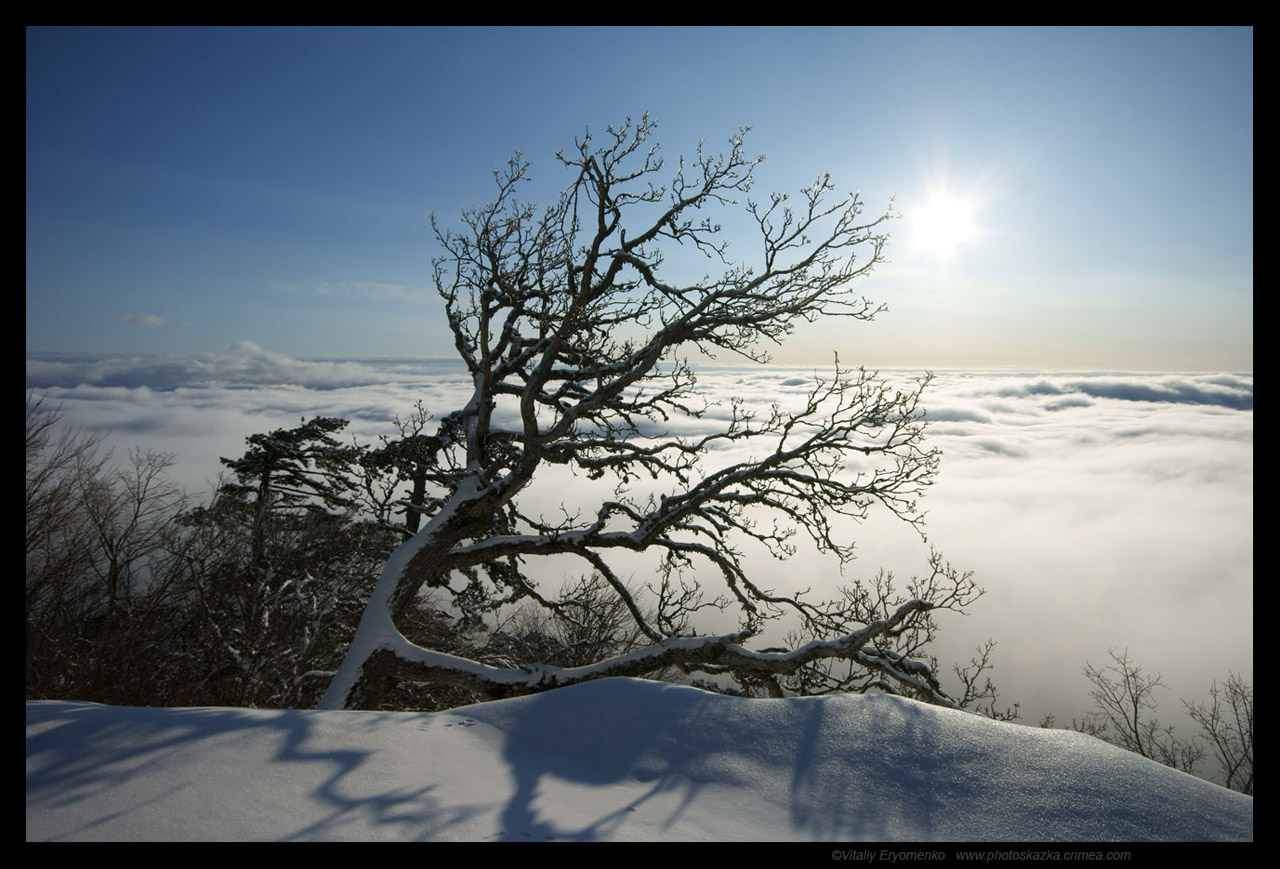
[
  {"xmin": 25, "ymin": 350, "xmax": 1252, "ymax": 730},
  {"xmin": 120, "ymin": 314, "xmax": 169, "ymax": 328},
  {"xmin": 26, "ymin": 343, "xmax": 464, "ymax": 392}
]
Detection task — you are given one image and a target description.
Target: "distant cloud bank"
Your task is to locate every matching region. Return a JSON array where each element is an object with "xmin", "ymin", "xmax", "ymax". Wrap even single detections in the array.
[
  {"xmin": 24, "ymin": 343, "xmax": 1252, "ymax": 729},
  {"xmin": 996, "ymin": 374, "xmax": 1253, "ymax": 410},
  {"xmin": 27, "ymin": 345, "xmax": 1253, "ymax": 412},
  {"xmin": 26, "ymin": 341, "xmax": 462, "ymax": 391}
]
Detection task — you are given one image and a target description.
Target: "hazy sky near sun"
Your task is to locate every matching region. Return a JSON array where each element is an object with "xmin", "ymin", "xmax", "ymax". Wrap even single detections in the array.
[{"xmin": 27, "ymin": 26, "xmax": 1252, "ymax": 370}]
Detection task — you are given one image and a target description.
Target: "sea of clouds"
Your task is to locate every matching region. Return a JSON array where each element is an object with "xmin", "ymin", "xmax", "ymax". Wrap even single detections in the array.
[{"xmin": 26, "ymin": 343, "xmax": 1252, "ymax": 735}]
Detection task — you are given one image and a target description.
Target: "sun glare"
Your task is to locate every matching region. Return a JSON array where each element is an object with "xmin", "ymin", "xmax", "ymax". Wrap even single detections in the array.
[{"xmin": 912, "ymin": 195, "xmax": 976, "ymax": 257}]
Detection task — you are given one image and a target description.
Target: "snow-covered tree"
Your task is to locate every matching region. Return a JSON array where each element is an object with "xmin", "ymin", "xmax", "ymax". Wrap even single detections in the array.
[
  {"xmin": 216, "ymin": 416, "xmax": 364, "ymax": 571},
  {"xmin": 172, "ymin": 418, "xmax": 399, "ymax": 707},
  {"xmin": 322, "ymin": 115, "xmax": 983, "ymax": 711}
]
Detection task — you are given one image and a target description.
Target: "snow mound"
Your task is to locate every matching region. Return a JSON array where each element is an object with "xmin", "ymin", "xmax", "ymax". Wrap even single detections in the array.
[{"xmin": 26, "ymin": 678, "xmax": 1252, "ymax": 842}]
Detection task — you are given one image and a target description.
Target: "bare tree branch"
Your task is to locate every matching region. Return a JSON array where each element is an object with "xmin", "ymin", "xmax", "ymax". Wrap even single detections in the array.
[
  {"xmin": 321, "ymin": 117, "xmax": 978, "ymax": 713},
  {"xmin": 1185, "ymin": 673, "xmax": 1253, "ymax": 795}
]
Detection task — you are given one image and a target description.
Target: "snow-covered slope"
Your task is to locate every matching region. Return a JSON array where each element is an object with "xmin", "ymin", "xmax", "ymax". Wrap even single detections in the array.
[{"xmin": 26, "ymin": 678, "xmax": 1252, "ymax": 842}]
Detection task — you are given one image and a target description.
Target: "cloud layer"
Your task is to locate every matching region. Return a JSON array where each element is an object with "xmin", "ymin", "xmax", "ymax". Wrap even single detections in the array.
[{"xmin": 26, "ymin": 346, "xmax": 1252, "ymax": 729}]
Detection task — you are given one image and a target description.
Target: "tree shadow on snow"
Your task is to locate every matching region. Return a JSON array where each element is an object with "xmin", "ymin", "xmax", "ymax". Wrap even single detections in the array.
[
  {"xmin": 485, "ymin": 680, "xmax": 722, "ymax": 841},
  {"xmin": 482, "ymin": 680, "xmax": 963, "ymax": 842},
  {"xmin": 25, "ymin": 701, "xmax": 485, "ymax": 841}
]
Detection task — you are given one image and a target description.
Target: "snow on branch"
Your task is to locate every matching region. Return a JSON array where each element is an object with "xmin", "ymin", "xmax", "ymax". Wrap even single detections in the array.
[{"xmin": 322, "ymin": 116, "xmax": 981, "ymax": 713}]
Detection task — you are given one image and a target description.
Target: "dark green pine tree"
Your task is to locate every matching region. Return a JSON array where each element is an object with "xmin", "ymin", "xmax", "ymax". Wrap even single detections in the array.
[{"xmin": 219, "ymin": 417, "xmax": 364, "ymax": 571}]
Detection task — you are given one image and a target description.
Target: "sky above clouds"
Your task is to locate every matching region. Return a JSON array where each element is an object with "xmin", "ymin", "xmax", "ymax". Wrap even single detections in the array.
[{"xmin": 26, "ymin": 26, "xmax": 1252, "ymax": 370}]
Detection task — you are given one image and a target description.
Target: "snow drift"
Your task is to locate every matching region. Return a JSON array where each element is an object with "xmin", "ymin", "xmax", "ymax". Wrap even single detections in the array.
[{"xmin": 26, "ymin": 677, "xmax": 1251, "ymax": 842}]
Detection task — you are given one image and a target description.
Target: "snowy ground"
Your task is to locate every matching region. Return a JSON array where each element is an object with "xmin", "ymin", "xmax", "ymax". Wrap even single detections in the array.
[{"xmin": 26, "ymin": 678, "xmax": 1251, "ymax": 842}]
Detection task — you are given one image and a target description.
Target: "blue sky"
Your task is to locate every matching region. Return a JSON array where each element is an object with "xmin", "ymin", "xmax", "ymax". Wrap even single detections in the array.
[{"xmin": 26, "ymin": 27, "xmax": 1252, "ymax": 369}]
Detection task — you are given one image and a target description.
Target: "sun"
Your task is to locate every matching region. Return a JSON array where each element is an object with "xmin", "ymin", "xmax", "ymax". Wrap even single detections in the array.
[{"xmin": 911, "ymin": 195, "xmax": 976, "ymax": 257}]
